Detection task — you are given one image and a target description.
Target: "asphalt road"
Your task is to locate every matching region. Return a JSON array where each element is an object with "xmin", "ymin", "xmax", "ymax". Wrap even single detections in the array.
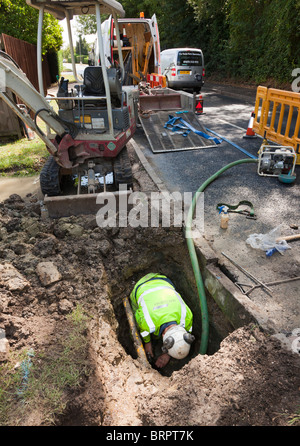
[
  {"xmin": 134, "ymin": 84, "xmax": 299, "ymax": 220},
  {"xmin": 133, "ymin": 83, "xmax": 300, "ymax": 335}
]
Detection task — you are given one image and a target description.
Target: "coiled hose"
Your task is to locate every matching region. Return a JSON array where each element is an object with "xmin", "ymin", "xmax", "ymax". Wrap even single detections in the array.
[{"xmin": 185, "ymin": 158, "xmax": 258, "ymax": 354}]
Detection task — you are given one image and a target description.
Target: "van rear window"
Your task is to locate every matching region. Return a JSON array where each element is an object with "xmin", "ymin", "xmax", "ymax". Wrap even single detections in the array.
[{"xmin": 177, "ymin": 52, "xmax": 202, "ymax": 66}]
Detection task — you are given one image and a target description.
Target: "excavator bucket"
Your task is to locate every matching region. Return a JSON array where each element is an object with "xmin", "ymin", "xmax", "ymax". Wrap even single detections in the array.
[{"xmin": 44, "ymin": 189, "xmax": 132, "ymax": 219}]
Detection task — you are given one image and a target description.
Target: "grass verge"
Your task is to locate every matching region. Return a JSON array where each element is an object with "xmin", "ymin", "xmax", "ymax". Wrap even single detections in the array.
[
  {"xmin": 0, "ymin": 78, "xmax": 80, "ymax": 177},
  {"xmin": 0, "ymin": 117, "xmax": 50, "ymax": 177},
  {"xmin": 0, "ymin": 137, "xmax": 49, "ymax": 176},
  {"xmin": 0, "ymin": 305, "xmax": 92, "ymax": 426}
]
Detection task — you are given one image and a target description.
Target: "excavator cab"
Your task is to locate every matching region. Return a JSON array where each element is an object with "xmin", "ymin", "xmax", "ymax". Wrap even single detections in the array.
[{"xmin": 0, "ymin": 1, "xmax": 138, "ymax": 207}]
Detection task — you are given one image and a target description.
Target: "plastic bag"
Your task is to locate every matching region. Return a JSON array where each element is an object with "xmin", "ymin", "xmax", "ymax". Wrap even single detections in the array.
[{"xmin": 246, "ymin": 225, "xmax": 291, "ymax": 255}]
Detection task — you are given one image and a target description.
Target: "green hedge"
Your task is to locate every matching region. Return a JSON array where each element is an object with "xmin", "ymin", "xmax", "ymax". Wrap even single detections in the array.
[
  {"xmin": 187, "ymin": 0, "xmax": 300, "ymax": 85},
  {"xmin": 122, "ymin": 0, "xmax": 300, "ymax": 85},
  {"xmin": 67, "ymin": 55, "xmax": 89, "ymax": 64}
]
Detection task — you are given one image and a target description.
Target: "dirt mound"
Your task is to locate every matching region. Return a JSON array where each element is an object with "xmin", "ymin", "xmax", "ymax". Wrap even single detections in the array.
[
  {"xmin": 0, "ymin": 190, "xmax": 299, "ymax": 426},
  {"xmin": 138, "ymin": 326, "xmax": 300, "ymax": 426}
]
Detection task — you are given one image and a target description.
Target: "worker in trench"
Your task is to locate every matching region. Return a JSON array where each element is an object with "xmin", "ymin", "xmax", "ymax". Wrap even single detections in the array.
[{"xmin": 130, "ymin": 273, "xmax": 195, "ymax": 368}]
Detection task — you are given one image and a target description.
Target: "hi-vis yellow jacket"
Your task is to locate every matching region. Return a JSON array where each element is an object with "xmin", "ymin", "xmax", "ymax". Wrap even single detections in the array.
[{"xmin": 130, "ymin": 273, "xmax": 193, "ymax": 343}]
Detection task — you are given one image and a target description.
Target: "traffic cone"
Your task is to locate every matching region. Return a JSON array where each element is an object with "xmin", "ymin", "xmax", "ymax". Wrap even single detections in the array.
[
  {"xmin": 113, "ymin": 26, "xmax": 123, "ymax": 48},
  {"xmin": 243, "ymin": 111, "xmax": 257, "ymax": 138},
  {"xmin": 113, "ymin": 27, "xmax": 117, "ymax": 48},
  {"xmin": 122, "ymin": 25, "xmax": 130, "ymax": 47}
]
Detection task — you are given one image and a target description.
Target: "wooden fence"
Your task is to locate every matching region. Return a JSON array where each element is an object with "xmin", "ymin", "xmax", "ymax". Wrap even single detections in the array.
[
  {"xmin": 1, "ymin": 33, "xmax": 52, "ymax": 93},
  {"xmin": 0, "ymin": 34, "xmax": 53, "ymax": 140}
]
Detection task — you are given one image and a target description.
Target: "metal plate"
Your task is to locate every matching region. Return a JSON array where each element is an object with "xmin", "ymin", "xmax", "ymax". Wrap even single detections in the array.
[{"xmin": 139, "ymin": 110, "xmax": 219, "ymax": 153}]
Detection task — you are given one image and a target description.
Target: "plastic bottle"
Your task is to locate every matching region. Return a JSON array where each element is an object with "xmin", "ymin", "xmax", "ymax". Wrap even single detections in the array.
[{"xmin": 219, "ymin": 205, "xmax": 229, "ymax": 229}]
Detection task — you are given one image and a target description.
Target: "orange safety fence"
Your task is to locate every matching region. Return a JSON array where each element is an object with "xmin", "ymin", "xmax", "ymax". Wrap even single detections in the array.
[{"xmin": 253, "ymin": 86, "xmax": 300, "ymax": 164}]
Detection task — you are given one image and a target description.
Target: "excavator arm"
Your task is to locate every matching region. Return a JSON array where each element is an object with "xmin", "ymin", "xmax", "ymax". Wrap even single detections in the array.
[{"xmin": 0, "ymin": 52, "xmax": 77, "ymax": 163}]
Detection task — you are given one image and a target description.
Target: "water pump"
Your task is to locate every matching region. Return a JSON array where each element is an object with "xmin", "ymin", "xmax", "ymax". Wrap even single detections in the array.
[{"xmin": 257, "ymin": 144, "xmax": 297, "ymax": 183}]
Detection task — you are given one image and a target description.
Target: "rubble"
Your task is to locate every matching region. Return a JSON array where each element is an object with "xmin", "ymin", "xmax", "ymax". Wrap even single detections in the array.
[
  {"xmin": 36, "ymin": 261, "xmax": 61, "ymax": 287},
  {"xmin": 0, "ymin": 263, "xmax": 30, "ymax": 291}
]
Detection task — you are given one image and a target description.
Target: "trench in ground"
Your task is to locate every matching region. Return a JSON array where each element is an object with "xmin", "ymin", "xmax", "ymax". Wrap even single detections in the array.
[
  {"xmin": 55, "ymin": 224, "xmax": 237, "ymax": 425},
  {"xmin": 103, "ymin": 227, "xmax": 235, "ymax": 377}
]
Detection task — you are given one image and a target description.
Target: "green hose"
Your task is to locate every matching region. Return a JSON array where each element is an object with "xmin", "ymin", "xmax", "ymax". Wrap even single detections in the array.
[{"xmin": 185, "ymin": 158, "xmax": 258, "ymax": 355}]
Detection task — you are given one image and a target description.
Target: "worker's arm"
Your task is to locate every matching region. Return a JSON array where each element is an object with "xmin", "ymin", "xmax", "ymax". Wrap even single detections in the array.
[
  {"xmin": 144, "ymin": 341, "xmax": 153, "ymax": 358},
  {"xmin": 155, "ymin": 353, "xmax": 170, "ymax": 368}
]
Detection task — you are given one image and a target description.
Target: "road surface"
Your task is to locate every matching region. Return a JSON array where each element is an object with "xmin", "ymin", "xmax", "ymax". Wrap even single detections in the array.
[{"xmin": 133, "ymin": 82, "xmax": 300, "ymax": 335}]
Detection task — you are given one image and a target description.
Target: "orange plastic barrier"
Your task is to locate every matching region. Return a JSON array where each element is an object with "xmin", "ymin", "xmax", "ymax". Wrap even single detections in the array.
[
  {"xmin": 253, "ymin": 86, "xmax": 300, "ymax": 164},
  {"xmin": 147, "ymin": 73, "xmax": 167, "ymax": 88}
]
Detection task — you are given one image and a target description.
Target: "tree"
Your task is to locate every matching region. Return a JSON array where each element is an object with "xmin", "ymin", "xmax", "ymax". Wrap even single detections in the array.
[
  {"xmin": 0, "ymin": 0, "xmax": 63, "ymax": 53},
  {"xmin": 187, "ymin": 0, "xmax": 230, "ymax": 75},
  {"xmin": 75, "ymin": 14, "xmax": 97, "ymax": 36},
  {"xmin": 75, "ymin": 13, "xmax": 110, "ymax": 36},
  {"xmin": 157, "ymin": 0, "xmax": 200, "ymax": 50},
  {"xmin": 122, "ymin": 0, "xmax": 153, "ymax": 18},
  {"xmin": 76, "ymin": 35, "xmax": 90, "ymax": 57}
]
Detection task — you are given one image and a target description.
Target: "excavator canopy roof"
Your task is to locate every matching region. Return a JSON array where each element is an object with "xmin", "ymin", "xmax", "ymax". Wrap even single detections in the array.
[{"xmin": 26, "ymin": 0, "xmax": 125, "ymax": 20}]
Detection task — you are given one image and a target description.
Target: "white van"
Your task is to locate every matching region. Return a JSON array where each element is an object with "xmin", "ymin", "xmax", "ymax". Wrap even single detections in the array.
[
  {"xmin": 160, "ymin": 48, "xmax": 204, "ymax": 93},
  {"xmin": 100, "ymin": 14, "xmax": 161, "ymax": 84}
]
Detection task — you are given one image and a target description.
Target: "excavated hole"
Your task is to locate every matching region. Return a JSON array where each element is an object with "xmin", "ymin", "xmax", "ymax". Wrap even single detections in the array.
[
  {"xmin": 104, "ymin": 227, "xmax": 234, "ymax": 377},
  {"xmin": 55, "ymin": 226, "xmax": 236, "ymax": 425}
]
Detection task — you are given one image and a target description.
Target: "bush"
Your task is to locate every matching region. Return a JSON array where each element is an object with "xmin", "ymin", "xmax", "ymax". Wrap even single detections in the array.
[{"xmin": 185, "ymin": 0, "xmax": 300, "ymax": 85}]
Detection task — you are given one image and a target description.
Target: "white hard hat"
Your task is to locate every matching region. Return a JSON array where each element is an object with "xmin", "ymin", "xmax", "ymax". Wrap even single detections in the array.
[{"xmin": 162, "ymin": 325, "xmax": 195, "ymax": 359}]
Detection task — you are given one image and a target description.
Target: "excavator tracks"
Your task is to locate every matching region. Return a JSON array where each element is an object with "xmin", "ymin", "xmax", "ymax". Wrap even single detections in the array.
[
  {"xmin": 40, "ymin": 155, "xmax": 61, "ymax": 197},
  {"xmin": 113, "ymin": 146, "xmax": 133, "ymax": 189}
]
